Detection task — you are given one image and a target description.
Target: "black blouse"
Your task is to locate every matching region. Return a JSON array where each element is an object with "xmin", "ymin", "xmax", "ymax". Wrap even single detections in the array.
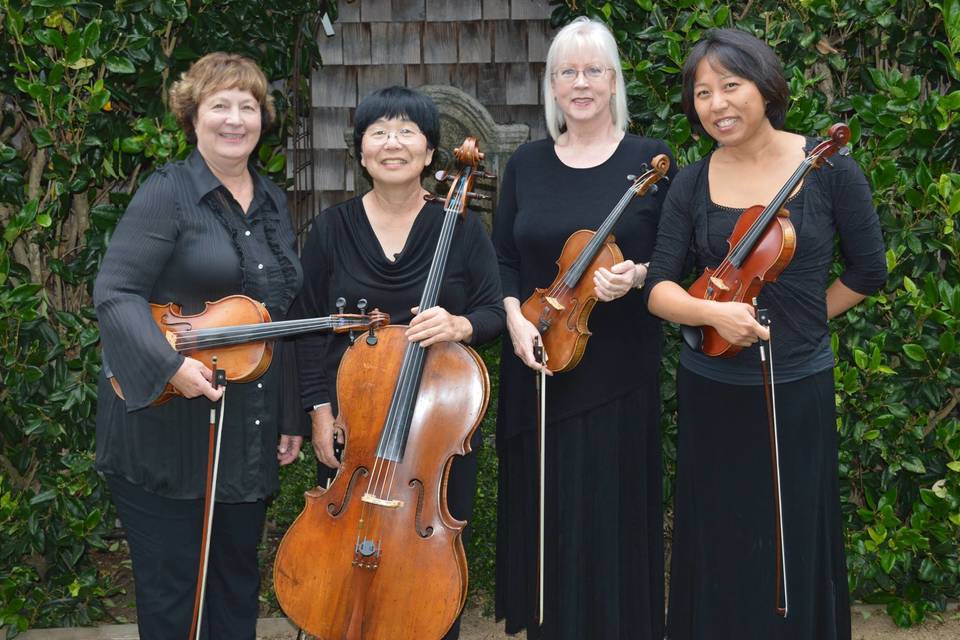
[
  {"xmin": 492, "ymin": 135, "xmax": 676, "ymax": 439},
  {"xmin": 94, "ymin": 150, "xmax": 304, "ymax": 502},
  {"xmin": 644, "ymin": 138, "xmax": 887, "ymax": 384},
  {"xmin": 295, "ymin": 196, "xmax": 505, "ymax": 412}
]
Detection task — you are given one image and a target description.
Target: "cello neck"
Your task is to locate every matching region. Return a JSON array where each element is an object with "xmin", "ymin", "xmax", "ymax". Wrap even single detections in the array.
[
  {"xmin": 564, "ymin": 184, "xmax": 638, "ymax": 286},
  {"xmin": 375, "ymin": 168, "xmax": 472, "ymax": 462}
]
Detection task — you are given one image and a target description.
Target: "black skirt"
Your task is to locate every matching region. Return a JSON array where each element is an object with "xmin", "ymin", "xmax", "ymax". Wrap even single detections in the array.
[
  {"xmin": 495, "ymin": 382, "xmax": 664, "ymax": 639},
  {"xmin": 666, "ymin": 366, "xmax": 850, "ymax": 640}
]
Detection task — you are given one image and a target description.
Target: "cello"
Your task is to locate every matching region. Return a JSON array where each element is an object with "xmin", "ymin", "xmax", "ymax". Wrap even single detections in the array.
[
  {"xmin": 521, "ymin": 154, "xmax": 670, "ymax": 372},
  {"xmin": 273, "ymin": 138, "xmax": 493, "ymax": 640}
]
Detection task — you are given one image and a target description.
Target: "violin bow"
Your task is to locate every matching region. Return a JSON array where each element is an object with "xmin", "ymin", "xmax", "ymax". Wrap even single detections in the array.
[
  {"xmin": 188, "ymin": 358, "xmax": 228, "ymax": 640},
  {"xmin": 755, "ymin": 303, "xmax": 789, "ymax": 618},
  {"xmin": 533, "ymin": 337, "xmax": 546, "ymax": 626}
]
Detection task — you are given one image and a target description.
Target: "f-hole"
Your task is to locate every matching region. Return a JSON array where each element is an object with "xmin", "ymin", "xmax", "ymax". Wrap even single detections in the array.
[
  {"xmin": 327, "ymin": 466, "xmax": 368, "ymax": 516},
  {"xmin": 409, "ymin": 479, "xmax": 433, "ymax": 538}
]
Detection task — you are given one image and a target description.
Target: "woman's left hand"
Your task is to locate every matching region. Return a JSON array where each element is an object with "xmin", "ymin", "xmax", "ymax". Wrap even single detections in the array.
[
  {"xmin": 277, "ymin": 435, "xmax": 303, "ymax": 466},
  {"xmin": 594, "ymin": 260, "xmax": 645, "ymax": 302},
  {"xmin": 406, "ymin": 306, "xmax": 473, "ymax": 346}
]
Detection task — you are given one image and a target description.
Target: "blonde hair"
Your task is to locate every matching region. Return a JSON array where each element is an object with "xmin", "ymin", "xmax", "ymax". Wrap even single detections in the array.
[
  {"xmin": 168, "ymin": 52, "xmax": 276, "ymax": 141},
  {"xmin": 543, "ymin": 17, "xmax": 628, "ymax": 141}
]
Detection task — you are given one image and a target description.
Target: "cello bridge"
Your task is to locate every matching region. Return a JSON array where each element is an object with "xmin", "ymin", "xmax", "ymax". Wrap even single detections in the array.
[
  {"xmin": 708, "ymin": 276, "xmax": 730, "ymax": 292},
  {"xmin": 361, "ymin": 493, "xmax": 404, "ymax": 508},
  {"xmin": 544, "ymin": 296, "xmax": 564, "ymax": 311}
]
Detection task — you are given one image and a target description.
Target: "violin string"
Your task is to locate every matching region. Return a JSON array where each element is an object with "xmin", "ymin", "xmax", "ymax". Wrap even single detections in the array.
[
  {"xmin": 544, "ymin": 183, "xmax": 641, "ymax": 301},
  {"xmin": 377, "ymin": 174, "xmax": 464, "ymax": 502},
  {"xmin": 174, "ymin": 318, "xmax": 341, "ymax": 349}
]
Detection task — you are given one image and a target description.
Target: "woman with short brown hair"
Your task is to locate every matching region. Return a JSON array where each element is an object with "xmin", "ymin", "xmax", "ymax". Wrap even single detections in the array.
[{"xmin": 94, "ymin": 52, "xmax": 304, "ymax": 639}]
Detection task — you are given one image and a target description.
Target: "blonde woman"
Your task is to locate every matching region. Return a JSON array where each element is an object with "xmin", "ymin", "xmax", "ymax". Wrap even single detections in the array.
[
  {"xmin": 94, "ymin": 53, "xmax": 304, "ymax": 639},
  {"xmin": 492, "ymin": 17, "xmax": 675, "ymax": 639}
]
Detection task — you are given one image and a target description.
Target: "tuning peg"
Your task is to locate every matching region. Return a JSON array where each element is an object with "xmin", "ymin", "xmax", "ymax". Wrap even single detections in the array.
[
  {"xmin": 627, "ymin": 174, "xmax": 636, "ymax": 181},
  {"xmin": 648, "ymin": 184, "xmax": 658, "ymax": 195},
  {"xmin": 465, "ymin": 191, "xmax": 491, "ymax": 201},
  {"xmin": 336, "ymin": 297, "xmax": 346, "ymax": 314},
  {"xmin": 357, "ymin": 298, "xmax": 368, "ymax": 313},
  {"xmin": 423, "ymin": 194, "xmax": 442, "ymax": 202},
  {"xmin": 478, "ymin": 171, "xmax": 497, "ymax": 180},
  {"xmin": 435, "ymin": 170, "xmax": 455, "ymax": 182}
]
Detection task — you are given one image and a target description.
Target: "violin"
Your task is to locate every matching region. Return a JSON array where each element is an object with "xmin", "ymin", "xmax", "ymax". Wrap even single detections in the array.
[
  {"xmin": 521, "ymin": 154, "xmax": 671, "ymax": 372},
  {"xmin": 108, "ymin": 294, "xmax": 388, "ymax": 405},
  {"xmin": 273, "ymin": 138, "xmax": 493, "ymax": 639},
  {"xmin": 680, "ymin": 123, "xmax": 851, "ymax": 357}
]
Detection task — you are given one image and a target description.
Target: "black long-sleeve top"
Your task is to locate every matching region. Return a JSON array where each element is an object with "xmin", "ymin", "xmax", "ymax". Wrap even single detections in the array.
[
  {"xmin": 295, "ymin": 196, "xmax": 505, "ymax": 412},
  {"xmin": 644, "ymin": 138, "xmax": 887, "ymax": 384},
  {"xmin": 94, "ymin": 150, "xmax": 304, "ymax": 501},
  {"xmin": 492, "ymin": 135, "xmax": 676, "ymax": 441}
]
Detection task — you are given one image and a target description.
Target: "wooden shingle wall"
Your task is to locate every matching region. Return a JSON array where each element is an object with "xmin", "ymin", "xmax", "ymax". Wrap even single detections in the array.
[{"xmin": 309, "ymin": 0, "xmax": 555, "ymax": 212}]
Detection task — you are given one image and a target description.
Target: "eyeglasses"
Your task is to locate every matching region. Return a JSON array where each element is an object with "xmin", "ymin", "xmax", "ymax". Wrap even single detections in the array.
[
  {"xmin": 364, "ymin": 127, "xmax": 422, "ymax": 144},
  {"xmin": 551, "ymin": 65, "xmax": 612, "ymax": 83}
]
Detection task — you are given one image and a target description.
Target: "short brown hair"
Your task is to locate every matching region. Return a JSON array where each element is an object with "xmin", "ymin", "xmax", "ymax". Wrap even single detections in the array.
[{"xmin": 168, "ymin": 52, "xmax": 276, "ymax": 141}]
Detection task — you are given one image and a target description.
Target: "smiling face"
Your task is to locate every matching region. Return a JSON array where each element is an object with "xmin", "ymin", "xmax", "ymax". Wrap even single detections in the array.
[
  {"xmin": 692, "ymin": 56, "xmax": 770, "ymax": 147},
  {"xmin": 550, "ymin": 45, "xmax": 616, "ymax": 129},
  {"xmin": 194, "ymin": 88, "xmax": 262, "ymax": 166},
  {"xmin": 359, "ymin": 116, "xmax": 434, "ymax": 189}
]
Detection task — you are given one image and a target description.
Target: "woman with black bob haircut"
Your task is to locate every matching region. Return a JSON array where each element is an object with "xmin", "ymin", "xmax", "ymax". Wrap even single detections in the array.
[
  {"xmin": 293, "ymin": 85, "xmax": 504, "ymax": 639},
  {"xmin": 644, "ymin": 28, "xmax": 886, "ymax": 639}
]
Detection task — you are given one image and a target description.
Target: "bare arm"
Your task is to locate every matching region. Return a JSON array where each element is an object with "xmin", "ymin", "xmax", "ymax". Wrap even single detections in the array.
[
  {"xmin": 647, "ymin": 281, "xmax": 769, "ymax": 346},
  {"xmin": 826, "ymin": 279, "xmax": 867, "ymax": 319}
]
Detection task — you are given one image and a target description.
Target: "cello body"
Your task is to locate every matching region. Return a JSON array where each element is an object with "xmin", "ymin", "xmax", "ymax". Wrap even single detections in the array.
[{"xmin": 273, "ymin": 327, "xmax": 488, "ymax": 639}]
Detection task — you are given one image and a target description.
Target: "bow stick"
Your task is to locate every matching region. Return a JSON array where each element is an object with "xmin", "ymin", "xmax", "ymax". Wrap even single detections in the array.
[
  {"xmin": 756, "ymin": 303, "xmax": 789, "ymax": 618},
  {"xmin": 533, "ymin": 337, "xmax": 547, "ymax": 625},
  {"xmin": 188, "ymin": 358, "xmax": 228, "ymax": 640}
]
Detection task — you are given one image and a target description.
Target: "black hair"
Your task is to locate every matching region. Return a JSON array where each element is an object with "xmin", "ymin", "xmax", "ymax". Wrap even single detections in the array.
[
  {"xmin": 681, "ymin": 28, "xmax": 789, "ymax": 138},
  {"xmin": 352, "ymin": 86, "xmax": 441, "ymax": 159}
]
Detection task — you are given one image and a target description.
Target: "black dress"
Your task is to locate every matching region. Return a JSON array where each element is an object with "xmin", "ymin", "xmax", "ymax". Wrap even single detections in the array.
[
  {"xmin": 644, "ymin": 140, "xmax": 887, "ymax": 640},
  {"xmin": 294, "ymin": 195, "xmax": 505, "ymax": 639},
  {"xmin": 492, "ymin": 135, "xmax": 675, "ymax": 639}
]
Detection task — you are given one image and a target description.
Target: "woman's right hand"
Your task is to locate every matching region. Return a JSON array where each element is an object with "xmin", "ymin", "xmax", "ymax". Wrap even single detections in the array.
[
  {"xmin": 169, "ymin": 357, "xmax": 223, "ymax": 401},
  {"xmin": 505, "ymin": 302, "xmax": 551, "ymax": 375},
  {"xmin": 707, "ymin": 300, "xmax": 770, "ymax": 346},
  {"xmin": 311, "ymin": 404, "xmax": 343, "ymax": 468}
]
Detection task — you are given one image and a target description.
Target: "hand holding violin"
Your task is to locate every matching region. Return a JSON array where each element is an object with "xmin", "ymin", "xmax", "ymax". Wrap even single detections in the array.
[
  {"xmin": 594, "ymin": 259, "xmax": 648, "ymax": 301},
  {"xmin": 705, "ymin": 300, "xmax": 770, "ymax": 347}
]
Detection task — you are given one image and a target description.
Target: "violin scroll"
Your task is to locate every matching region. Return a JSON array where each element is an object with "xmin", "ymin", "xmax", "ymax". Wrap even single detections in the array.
[
  {"xmin": 630, "ymin": 153, "xmax": 671, "ymax": 197},
  {"xmin": 810, "ymin": 123, "xmax": 851, "ymax": 169}
]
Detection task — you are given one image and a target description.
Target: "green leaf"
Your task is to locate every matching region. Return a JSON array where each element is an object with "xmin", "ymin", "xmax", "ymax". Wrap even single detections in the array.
[
  {"xmin": 947, "ymin": 461, "xmax": 960, "ymax": 472},
  {"xmin": 31, "ymin": 127, "xmax": 53, "ymax": 148},
  {"xmin": 0, "ymin": 144, "xmax": 15, "ymax": 163},
  {"xmin": 902, "ymin": 344, "xmax": 927, "ymax": 361},
  {"xmin": 902, "ymin": 457, "xmax": 926, "ymax": 474},
  {"xmin": 265, "ymin": 154, "xmax": 285, "ymax": 173},
  {"xmin": 105, "ymin": 56, "xmax": 136, "ymax": 74}
]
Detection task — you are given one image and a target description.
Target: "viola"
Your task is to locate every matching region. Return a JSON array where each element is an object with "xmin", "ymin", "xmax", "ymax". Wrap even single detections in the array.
[
  {"xmin": 273, "ymin": 138, "xmax": 493, "ymax": 639},
  {"xmin": 681, "ymin": 123, "xmax": 851, "ymax": 357},
  {"xmin": 108, "ymin": 294, "xmax": 388, "ymax": 405},
  {"xmin": 521, "ymin": 154, "xmax": 670, "ymax": 372}
]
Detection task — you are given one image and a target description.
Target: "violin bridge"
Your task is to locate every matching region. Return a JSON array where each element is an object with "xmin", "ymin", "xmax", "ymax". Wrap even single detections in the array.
[
  {"xmin": 361, "ymin": 493, "xmax": 404, "ymax": 508},
  {"xmin": 544, "ymin": 296, "xmax": 565, "ymax": 311},
  {"xmin": 708, "ymin": 276, "xmax": 730, "ymax": 292},
  {"xmin": 164, "ymin": 331, "xmax": 177, "ymax": 349}
]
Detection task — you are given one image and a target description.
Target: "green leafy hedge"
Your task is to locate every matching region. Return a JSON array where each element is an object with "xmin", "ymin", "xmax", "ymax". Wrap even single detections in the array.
[
  {"xmin": 551, "ymin": 0, "xmax": 960, "ymax": 627},
  {"xmin": 0, "ymin": 1, "xmax": 321, "ymax": 635},
  {"xmin": 2, "ymin": 0, "xmax": 958, "ymax": 634}
]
